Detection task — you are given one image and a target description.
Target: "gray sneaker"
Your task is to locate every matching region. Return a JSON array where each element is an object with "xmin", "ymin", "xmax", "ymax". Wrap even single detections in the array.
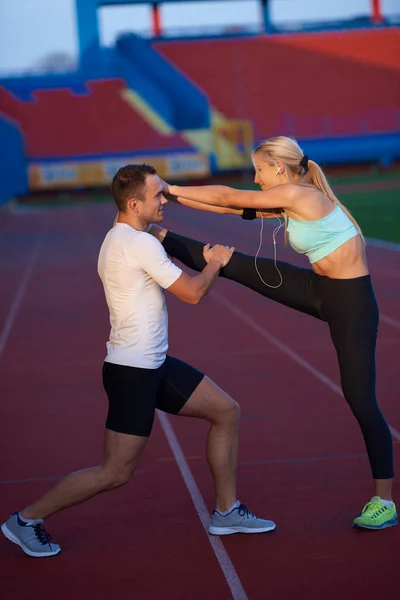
[
  {"xmin": 1, "ymin": 512, "xmax": 61, "ymax": 557},
  {"xmin": 208, "ymin": 502, "xmax": 276, "ymax": 535}
]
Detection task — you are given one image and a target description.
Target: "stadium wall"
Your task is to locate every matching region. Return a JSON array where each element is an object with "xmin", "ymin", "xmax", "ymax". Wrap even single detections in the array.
[{"xmin": 0, "ymin": 28, "xmax": 399, "ymax": 192}]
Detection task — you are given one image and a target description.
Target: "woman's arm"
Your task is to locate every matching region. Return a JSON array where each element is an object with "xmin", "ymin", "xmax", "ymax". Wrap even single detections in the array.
[
  {"xmin": 169, "ymin": 195, "xmax": 243, "ymax": 216},
  {"xmin": 168, "ymin": 183, "xmax": 295, "ymax": 210},
  {"xmin": 169, "ymin": 195, "xmax": 283, "ymax": 219}
]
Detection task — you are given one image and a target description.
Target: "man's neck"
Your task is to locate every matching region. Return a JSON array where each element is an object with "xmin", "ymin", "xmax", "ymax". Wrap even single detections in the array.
[{"xmin": 117, "ymin": 213, "xmax": 149, "ymax": 232}]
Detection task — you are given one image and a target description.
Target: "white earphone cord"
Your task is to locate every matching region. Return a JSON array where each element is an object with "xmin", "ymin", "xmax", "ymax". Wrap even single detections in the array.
[{"xmin": 254, "ymin": 212, "xmax": 284, "ymax": 289}]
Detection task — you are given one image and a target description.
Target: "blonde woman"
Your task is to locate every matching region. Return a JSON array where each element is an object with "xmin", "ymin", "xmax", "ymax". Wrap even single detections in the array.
[{"xmin": 152, "ymin": 136, "xmax": 397, "ymax": 531}]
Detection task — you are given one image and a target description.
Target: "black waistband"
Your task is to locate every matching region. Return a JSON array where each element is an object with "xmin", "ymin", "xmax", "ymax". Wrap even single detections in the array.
[{"xmin": 313, "ymin": 273, "xmax": 372, "ymax": 290}]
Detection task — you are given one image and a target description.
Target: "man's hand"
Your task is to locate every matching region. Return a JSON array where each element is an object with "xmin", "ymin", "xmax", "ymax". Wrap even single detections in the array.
[
  {"xmin": 167, "ymin": 243, "xmax": 235, "ymax": 304},
  {"xmin": 203, "ymin": 244, "xmax": 235, "ymax": 268}
]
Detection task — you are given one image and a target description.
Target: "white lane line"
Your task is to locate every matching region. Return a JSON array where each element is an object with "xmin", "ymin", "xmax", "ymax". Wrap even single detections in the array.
[
  {"xmin": 380, "ymin": 314, "xmax": 400, "ymax": 331},
  {"xmin": 0, "ymin": 239, "xmax": 41, "ymax": 361},
  {"xmin": 211, "ymin": 291, "xmax": 400, "ymax": 443},
  {"xmin": 157, "ymin": 411, "xmax": 248, "ymax": 600}
]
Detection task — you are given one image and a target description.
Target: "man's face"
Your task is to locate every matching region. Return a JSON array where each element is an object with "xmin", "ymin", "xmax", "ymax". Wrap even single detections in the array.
[{"xmin": 136, "ymin": 174, "xmax": 167, "ymax": 224}]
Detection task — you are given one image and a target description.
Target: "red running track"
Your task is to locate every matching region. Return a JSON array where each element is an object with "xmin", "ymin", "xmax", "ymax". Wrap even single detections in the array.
[{"xmin": 0, "ymin": 201, "xmax": 399, "ymax": 600}]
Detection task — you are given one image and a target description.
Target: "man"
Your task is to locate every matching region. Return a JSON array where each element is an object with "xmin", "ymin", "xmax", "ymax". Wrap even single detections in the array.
[{"xmin": 1, "ymin": 164, "xmax": 275, "ymax": 558}]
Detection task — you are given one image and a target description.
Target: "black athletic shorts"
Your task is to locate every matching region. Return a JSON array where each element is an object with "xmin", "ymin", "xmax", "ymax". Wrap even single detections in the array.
[{"xmin": 102, "ymin": 356, "xmax": 204, "ymax": 437}]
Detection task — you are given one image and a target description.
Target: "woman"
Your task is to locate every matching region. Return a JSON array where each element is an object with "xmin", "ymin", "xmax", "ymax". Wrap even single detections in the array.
[{"xmin": 152, "ymin": 136, "xmax": 397, "ymax": 530}]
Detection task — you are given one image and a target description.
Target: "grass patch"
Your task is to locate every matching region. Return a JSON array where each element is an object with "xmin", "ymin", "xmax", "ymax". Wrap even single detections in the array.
[
  {"xmin": 340, "ymin": 189, "xmax": 400, "ymax": 243},
  {"xmin": 326, "ymin": 171, "xmax": 400, "ymax": 186}
]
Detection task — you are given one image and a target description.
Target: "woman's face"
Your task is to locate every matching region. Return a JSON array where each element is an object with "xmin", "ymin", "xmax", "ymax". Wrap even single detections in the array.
[{"xmin": 252, "ymin": 153, "xmax": 284, "ymax": 190}]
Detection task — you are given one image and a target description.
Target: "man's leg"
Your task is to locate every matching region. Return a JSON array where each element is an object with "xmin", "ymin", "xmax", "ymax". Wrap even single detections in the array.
[
  {"xmin": 22, "ymin": 429, "xmax": 148, "ymax": 520},
  {"xmin": 2, "ymin": 430, "xmax": 147, "ymax": 557},
  {"xmin": 157, "ymin": 357, "xmax": 276, "ymax": 535},
  {"xmin": 1, "ymin": 429, "xmax": 148, "ymax": 557},
  {"xmin": 2, "ymin": 361, "xmax": 165, "ymax": 557},
  {"xmin": 178, "ymin": 376, "xmax": 239, "ymax": 512}
]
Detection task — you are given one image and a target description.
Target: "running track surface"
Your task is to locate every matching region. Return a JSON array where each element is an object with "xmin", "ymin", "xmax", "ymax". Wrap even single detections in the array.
[{"xmin": 0, "ymin": 201, "xmax": 399, "ymax": 600}]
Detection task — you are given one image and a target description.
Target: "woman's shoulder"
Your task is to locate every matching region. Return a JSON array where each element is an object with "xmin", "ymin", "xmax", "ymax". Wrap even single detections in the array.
[
  {"xmin": 284, "ymin": 184, "xmax": 330, "ymax": 219},
  {"xmin": 285, "ymin": 183, "xmax": 325, "ymax": 202}
]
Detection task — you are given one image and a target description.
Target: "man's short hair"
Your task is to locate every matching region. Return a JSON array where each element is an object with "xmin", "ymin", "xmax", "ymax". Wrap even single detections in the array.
[{"xmin": 111, "ymin": 164, "xmax": 157, "ymax": 211}]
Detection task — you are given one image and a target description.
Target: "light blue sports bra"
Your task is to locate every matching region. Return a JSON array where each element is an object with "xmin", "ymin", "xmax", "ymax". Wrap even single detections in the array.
[{"xmin": 286, "ymin": 204, "xmax": 358, "ymax": 264}]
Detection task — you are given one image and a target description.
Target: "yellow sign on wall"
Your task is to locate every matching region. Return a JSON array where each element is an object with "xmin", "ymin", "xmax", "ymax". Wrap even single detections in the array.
[
  {"xmin": 28, "ymin": 152, "xmax": 210, "ymax": 191},
  {"xmin": 212, "ymin": 119, "xmax": 254, "ymax": 171}
]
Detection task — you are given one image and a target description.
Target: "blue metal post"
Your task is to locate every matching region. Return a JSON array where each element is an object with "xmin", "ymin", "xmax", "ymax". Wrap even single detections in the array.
[
  {"xmin": 75, "ymin": 0, "xmax": 100, "ymax": 70},
  {"xmin": 262, "ymin": 0, "xmax": 273, "ymax": 34}
]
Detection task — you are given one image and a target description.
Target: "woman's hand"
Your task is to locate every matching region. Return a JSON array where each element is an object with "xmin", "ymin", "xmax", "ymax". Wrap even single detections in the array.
[{"xmin": 159, "ymin": 178, "xmax": 172, "ymax": 197}]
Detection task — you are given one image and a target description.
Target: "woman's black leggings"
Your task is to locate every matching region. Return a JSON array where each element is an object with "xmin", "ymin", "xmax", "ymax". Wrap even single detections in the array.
[{"xmin": 163, "ymin": 231, "xmax": 394, "ymax": 479}]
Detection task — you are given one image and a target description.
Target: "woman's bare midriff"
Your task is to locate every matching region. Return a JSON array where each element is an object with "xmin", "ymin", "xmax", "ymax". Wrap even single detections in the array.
[{"xmin": 311, "ymin": 235, "xmax": 369, "ymax": 279}]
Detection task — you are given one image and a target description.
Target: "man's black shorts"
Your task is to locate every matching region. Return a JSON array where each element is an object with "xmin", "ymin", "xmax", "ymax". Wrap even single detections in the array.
[{"xmin": 102, "ymin": 356, "xmax": 204, "ymax": 437}]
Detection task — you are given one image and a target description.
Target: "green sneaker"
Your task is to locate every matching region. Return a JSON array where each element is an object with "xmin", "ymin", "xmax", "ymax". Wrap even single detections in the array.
[{"xmin": 353, "ymin": 497, "xmax": 398, "ymax": 530}]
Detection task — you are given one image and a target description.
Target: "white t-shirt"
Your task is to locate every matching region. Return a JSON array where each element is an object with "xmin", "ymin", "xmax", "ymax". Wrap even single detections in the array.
[{"xmin": 97, "ymin": 223, "xmax": 182, "ymax": 369}]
